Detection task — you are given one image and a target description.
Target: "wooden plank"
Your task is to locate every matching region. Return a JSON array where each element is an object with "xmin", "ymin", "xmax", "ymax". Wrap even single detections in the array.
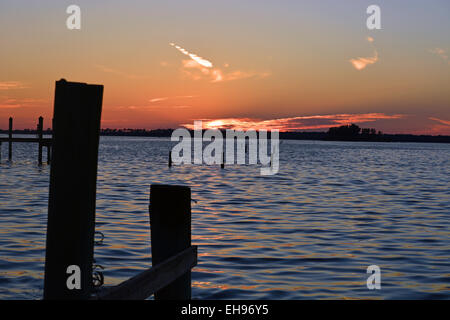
[
  {"xmin": 93, "ymin": 246, "xmax": 197, "ymax": 300},
  {"xmin": 150, "ymin": 184, "xmax": 192, "ymax": 300},
  {"xmin": 43, "ymin": 79, "xmax": 103, "ymax": 300}
]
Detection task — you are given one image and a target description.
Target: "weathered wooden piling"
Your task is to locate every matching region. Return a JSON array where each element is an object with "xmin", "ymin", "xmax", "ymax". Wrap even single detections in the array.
[
  {"xmin": 39, "ymin": 80, "xmax": 197, "ymax": 300},
  {"xmin": 169, "ymin": 151, "xmax": 172, "ymax": 167},
  {"xmin": 150, "ymin": 184, "xmax": 192, "ymax": 300},
  {"xmin": 92, "ymin": 184, "xmax": 197, "ymax": 300},
  {"xmin": 38, "ymin": 116, "xmax": 43, "ymax": 165},
  {"xmin": 8, "ymin": 117, "xmax": 12, "ymax": 161},
  {"xmin": 43, "ymin": 79, "xmax": 103, "ymax": 300},
  {"xmin": 47, "ymin": 144, "xmax": 51, "ymax": 165},
  {"xmin": 221, "ymin": 151, "xmax": 225, "ymax": 169}
]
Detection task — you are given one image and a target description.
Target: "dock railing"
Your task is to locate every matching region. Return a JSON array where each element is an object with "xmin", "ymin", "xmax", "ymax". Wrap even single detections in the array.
[{"xmin": 0, "ymin": 116, "xmax": 52, "ymax": 164}]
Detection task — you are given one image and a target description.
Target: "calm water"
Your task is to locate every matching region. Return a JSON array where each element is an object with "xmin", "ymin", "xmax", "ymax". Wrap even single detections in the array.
[{"xmin": 0, "ymin": 136, "xmax": 449, "ymax": 299}]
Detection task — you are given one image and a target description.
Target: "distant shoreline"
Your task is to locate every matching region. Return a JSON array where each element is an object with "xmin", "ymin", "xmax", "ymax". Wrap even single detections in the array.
[{"xmin": 1, "ymin": 129, "xmax": 449, "ymax": 143}]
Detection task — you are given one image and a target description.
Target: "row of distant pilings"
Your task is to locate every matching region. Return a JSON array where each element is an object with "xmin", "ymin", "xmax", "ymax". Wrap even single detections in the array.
[{"xmin": 0, "ymin": 117, "xmax": 52, "ymax": 164}]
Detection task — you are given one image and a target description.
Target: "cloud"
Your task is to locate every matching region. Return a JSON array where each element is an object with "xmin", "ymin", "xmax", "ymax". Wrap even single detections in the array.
[
  {"xmin": 350, "ymin": 37, "xmax": 379, "ymax": 70},
  {"xmin": 180, "ymin": 59, "xmax": 269, "ymax": 83},
  {"xmin": 149, "ymin": 95, "xmax": 198, "ymax": 103},
  {"xmin": 94, "ymin": 64, "xmax": 149, "ymax": 79},
  {"xmin": 350, "ymin": 55, "xmax": 378, "ymax": 70},
  {"xmin": 113, "ymin": 95, "xmax": 199, "ymax": 111},
  {"xmin": 0, "ymin": 81, "xmax": 28, "ymax": 90},
  {"xmin": 180, "ymin": 59, "xmax": 223, "ymax": 82},
  {"xmin": 429, "ymin": 48, "xmax": 450, "ymax": 65},
  {"xmin": 0, "ymin": 97, "xmax": 47, "ymax": 109},
  {"xmin": 113, "ymin": 104, "xmax": 192, "ymax": 111},
  {"xmin": 0, "ymin": 104, "xmax": 22, "ymax": 109},
  {"xmin": 429, "ymin": 117, "xmax": 450, "ymax": 126},
  {"xmin": 149, "ymin": 97, "xmax": 169, "ymax": 103},
  {"xmin": 170, "ymin": 43, "xmax": 270, "ymax": 83},
  {"xmin": 219, "ymin": 70, "xmax": 271, "ymax": 82},
  {"xmin": 181, "ymin": 113, "xmax": 404, "ymax": 131},
  {"xmin": 422, "ymin": 117, "xmax": 450, "ymax": 135}
]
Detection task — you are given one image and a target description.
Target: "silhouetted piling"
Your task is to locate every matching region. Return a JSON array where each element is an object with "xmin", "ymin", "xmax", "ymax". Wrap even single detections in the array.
[
  {"xmin": 44, "ymin": 79, "xmax": 103, "ymax": 300},
  {"xmin": 38, "ymin": 116, "xmax": 43, "ymax": 165},
  {"xmin": 221, "ymin": 151, "xmax": 225, "ymax": 169},
  {"xmin": 150, "ymin": 184, "xmax": 192, "ymax": 300},
  {"xmin": 47, "ymin": 145, "xmax": 51, "ymax": 165},
  {"xmin": 8, "ymin": 117, "xmax": 12, "ymax": 161},
  {"xmin": 169, "ymin": 151, "xmax": 172, "ymax": 167}
]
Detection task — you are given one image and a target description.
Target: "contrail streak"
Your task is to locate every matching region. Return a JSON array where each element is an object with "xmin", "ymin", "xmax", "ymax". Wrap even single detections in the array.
[{"xmin": 170, "ymin": 43, "xmax": 213, "ymax": 68}]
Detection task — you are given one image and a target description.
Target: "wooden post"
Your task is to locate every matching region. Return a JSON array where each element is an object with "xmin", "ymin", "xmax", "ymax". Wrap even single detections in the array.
[
  {"xmin": 150, "ymin": 184, "xmax": 192, "ymax": 300},
  {"xmin": 44, "ymin": 79, "xmax": 103, "ymax": 300},
  {"xmin": 49, "ymin": 117, "xmax": 54, "ymax": 165},
  {"xmin": 47, "ymin": 145, "xmax": 51, "ymax": 165},
  {"xmin": 168, "ymin": 151, "xmax": 172, "ymax": 167},
  {"xmin": 38, "ymin": 116, "xmax": 43, "ymax": 165},
  {"xmin": 221, "ymin": 151, "xmax": 225, "ymax": 169},
  {"xmin": 8, "ymin": 117, "xmax": 12, "ymax": 161}
]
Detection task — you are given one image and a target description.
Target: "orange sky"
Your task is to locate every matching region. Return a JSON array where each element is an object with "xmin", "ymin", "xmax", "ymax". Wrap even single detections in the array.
[{"xmin": 1, "ymin": 1, "xmax": 449, "ymax": 134}]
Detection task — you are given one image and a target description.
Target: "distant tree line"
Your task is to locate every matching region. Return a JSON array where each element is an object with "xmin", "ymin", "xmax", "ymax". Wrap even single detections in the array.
[
  {"xmin": 1, "ymin": 124, "xmax": 449, "ymax": 143},
  {"xmin": 327, "ymin": 123, "xmax": 382, "ymax": 137},
  {"xmin": 326, "ymin": 124, "xmax": 382, "ymax": 141}
]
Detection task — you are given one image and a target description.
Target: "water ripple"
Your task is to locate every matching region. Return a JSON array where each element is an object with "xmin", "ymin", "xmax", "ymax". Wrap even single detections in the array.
[{"xmin": 0, "ymin": 138, "xmax": 449, "ymax": 299}]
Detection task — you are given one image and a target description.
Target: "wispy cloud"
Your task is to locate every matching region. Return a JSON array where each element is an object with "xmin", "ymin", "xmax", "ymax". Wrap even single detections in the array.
[
  {"xmin": 181, "ymin": 113, "xmax": 404, "ymax": 131},
  {"xmin": 429, "ymin": 117, "xmax": 450, "ymax": 126},
  {"xmin": 429, "ymin": 48, "xmax": 450, "ymax": 65},
  {"xmin": 94, "ymin": 64, "xmax": 149, "ymax": 79},
  {"xmin": 149, "ymin": 95, "xmax": 198, "ymax": 103},
  {"xmin": 170, "ymin": 43, "xmax": 270, "ymax": 83},
  {"xmin": 350, "ymin": 55, "xmax": 378, "ymax": 70},
  {"xmin": 0, "ymin": 97, "xmax": 47, "ymax": 109},
  {"xmin": 149, "ymin": 97, "xmax": 169, "ymax": 103},
  {"xmin": 0, "ymin": 81, "xmax": 29, "ymax": 90},
  {"xmin": 350, "ymin": 37, "xmax": 379, "ymax": 70},
  {"xmin": 423, "ymin": 117, "xmax": 450, "ymax": 135},
  {"xmin": 218, "ymin": 70, "xmax": 270, "ymax": 82},
  {"xmin": 113, "ymin": 104, "xmax": 192, "ymax": 111}
]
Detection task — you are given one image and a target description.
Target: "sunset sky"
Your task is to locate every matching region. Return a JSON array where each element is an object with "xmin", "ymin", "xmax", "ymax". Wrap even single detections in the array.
[{"xmin": 1, "ymin": 0, "xmax": 449, "ymax": 134}]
